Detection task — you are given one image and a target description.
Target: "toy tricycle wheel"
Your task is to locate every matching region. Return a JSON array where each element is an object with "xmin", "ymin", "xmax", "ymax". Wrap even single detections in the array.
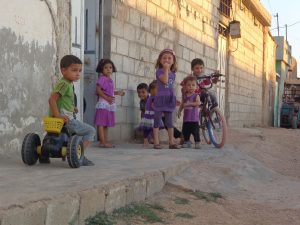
[
  {"xmin": 67, "ymin": 135, "xmax": 84, "ymax": 168},
  {"xmin": 21, "ymin": 133, "xmax": 40, "ymax": 165}
]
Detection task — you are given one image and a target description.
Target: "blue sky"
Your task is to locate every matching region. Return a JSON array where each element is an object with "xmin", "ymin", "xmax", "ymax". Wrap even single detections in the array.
[{"xmin": 260, "ymin": 0, "xmax": 300, "ymax": 65}]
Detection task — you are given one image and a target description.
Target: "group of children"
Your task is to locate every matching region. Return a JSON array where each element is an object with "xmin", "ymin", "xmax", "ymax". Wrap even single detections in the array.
[{"xmin": 48, "ymin": 49, "xmax": 215, "ymax": 165}]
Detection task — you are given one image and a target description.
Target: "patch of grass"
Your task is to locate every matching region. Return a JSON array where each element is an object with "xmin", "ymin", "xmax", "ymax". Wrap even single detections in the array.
[
  {"xmin": 113, "ymin": 203, "xmax": 164, "ymax": 224},
  {"xmin": 174, "ymin": 197, "xmax": 190, "ymax": 205},
  {"xmin": 190, "ymin": 191, "xmax": 223, "ymax": 202},
  {"xmin": 175, "ymin": 212, "xmax": 194, "ymax": 219},
  {"xmin": 146, "ymin": 203, "xmax": 167, "ymax": 212},
  {"xmin": 85, "ymin": 212, "xmax": 115, "ymax": 225}
]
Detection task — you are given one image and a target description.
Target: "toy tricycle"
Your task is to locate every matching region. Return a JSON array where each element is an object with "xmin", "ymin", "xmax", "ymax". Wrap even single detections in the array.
[{"xmin": 21, "ymin": 117, "xmax": 84, "ymax": 168}]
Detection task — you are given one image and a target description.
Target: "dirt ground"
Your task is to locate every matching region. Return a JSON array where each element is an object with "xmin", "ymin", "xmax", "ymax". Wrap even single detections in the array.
[{"xmin": 116, "ymin": 128, "xmax": 300, "ymax": 225}]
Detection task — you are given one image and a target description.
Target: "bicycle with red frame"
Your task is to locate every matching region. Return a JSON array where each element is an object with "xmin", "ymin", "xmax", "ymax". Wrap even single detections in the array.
[{"xmin": 197, "ymin": 72, "xmax": 227, "ymax": 148}]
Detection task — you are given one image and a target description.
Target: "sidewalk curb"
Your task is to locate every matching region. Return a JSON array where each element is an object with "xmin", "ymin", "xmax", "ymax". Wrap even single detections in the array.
[{"xmin": 0, "ymin": 159, "xmax": 194, "ymax": 225}]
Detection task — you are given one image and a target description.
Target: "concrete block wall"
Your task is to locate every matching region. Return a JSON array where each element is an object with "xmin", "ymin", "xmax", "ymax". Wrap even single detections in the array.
[
  {"xmin": 108, "ymin": 0, "xmax": 219, "ymax": 139},
  {"xmin": 225, "ymin": 0, "xmax": 274, "ymax": 127},
  {"xmin": 0, "ymin": 0, "xmax": 71, "ymax": 155}
]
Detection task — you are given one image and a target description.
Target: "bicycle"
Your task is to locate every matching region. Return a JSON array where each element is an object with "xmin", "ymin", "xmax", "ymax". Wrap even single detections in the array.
[{"xmin": 197, "ymin": 73, "xmax": 227, "ymax": 148}]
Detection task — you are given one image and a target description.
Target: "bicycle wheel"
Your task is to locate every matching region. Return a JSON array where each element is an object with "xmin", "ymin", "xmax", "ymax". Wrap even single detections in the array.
[
  {"xmin": 199, "ymin": 111, "xmax": 211, "ymax": 144},
  {"xmin": 207, "ymin": 107, "xmax": 227, "ymax": 148}
]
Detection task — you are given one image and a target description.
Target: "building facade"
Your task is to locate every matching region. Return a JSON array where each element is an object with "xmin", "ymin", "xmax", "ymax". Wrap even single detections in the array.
[{"xmin": 0, "ymin": 0, "xmax": 277, "ymax": 155}]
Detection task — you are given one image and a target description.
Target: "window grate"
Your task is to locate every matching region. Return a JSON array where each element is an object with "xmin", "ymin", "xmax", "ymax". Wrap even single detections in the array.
[{"xmin": 219, "ymin": 0, "xmax": 231, "ymax": 17}]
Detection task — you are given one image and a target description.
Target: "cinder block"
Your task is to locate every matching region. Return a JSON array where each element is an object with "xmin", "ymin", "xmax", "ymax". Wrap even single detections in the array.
[
  {"xmin": 125, "ymin": 177, "xmax": 147, "ymax": 204},
  {"xmin": 123, "ymin": 56, "xmax": 135, "ymax": 74},
  {"xmin": 78, "ymin": 188, "xmax": 106, "ymax": 225},
  {"xmin": 115, "ymin": 73, "xmax": 128, "ymax": 89},
  {"xmin": 135, "ymin": 28, "xmax": 146, "ymax": 45},
  {"xmin": 116, "ymin": 107, "xmax": 127, "ymax": 123},
  {"xmin": 1, "ymin": 202, "xmax": 47, "ymax": 225},
  {"xmin": 129, "ymin": 8, "xmax": 140, "ymax": 27},
  {"xmin": 135, "ymin": 60, "xmax": 145, "ymax": 76},
  {"xmin": 136, "ymin": 0, "xmax": 147, "ymax": 14},
  {"xmin": 146, "ymin": 32, "xmax": 156, "ymax": 47},
  {"xmin": 122, "ymin": 90, "xmax": 134, "ymax": 107},
  {"xmin": 141, "ymin": 14, "xmax": 151, "ymax": 30},
  {"xmin": 124, "ymin": 23, "xmax": 136, "ymax": 41},
  {"xmin": 121, "ymin": 124, "xmax": 134, "ymax": 140},
  {"xmin": 129, "ymin": 42, "xmax": 140, "ymax": 59},
  {"xmin": 128, "ymin": 75, "xmax": 140, "ymax": 90},
  {"xmin": 104, "ymin": 182, "xmax": 127, "ymax": 213},
  {"xmin": 111, "ymin": 36, "xmax": 117, "ymax": 53},
  {"xmin": 45, "ymin": 195, "xmax": 80, "ymax": 225},
  {"xmin": 147, "ymin": 1, "xmax": 157, "ymax": 18},
  {"xmin": 182, "ymin": 47, "xmax": 189, "ymax": 60},
  {"xmin": 126, "ymin": 0, "xmax": 136, "ymax": 8},
  {"xmin": 140, "ymin": 46, "xmax": 150, "ymax": 62},
  {"xmin": 111, "ymin": 53, "xmax": 123, "ymax": 72},
  {"xmin": 111, "ymin": 18, "xmax": 124, "ymax": 37},
  {"xmin": 145, "ymin": 171, "xmax": 165, "ymax": 198},
  {"xmin": 117, "ymin": 38, "xmax": 129, "ymax": 56}
]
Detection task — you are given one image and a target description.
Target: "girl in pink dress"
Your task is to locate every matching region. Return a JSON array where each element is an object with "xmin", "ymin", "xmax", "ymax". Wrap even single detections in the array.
[{"xmin": 94, "ymin": 59, "xmax": 125, "ymax": 148}]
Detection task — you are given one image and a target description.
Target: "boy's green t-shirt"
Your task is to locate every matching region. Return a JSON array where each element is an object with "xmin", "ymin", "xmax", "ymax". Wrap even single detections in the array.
[{"xmin": 49, "ymin": 78, "xmax": 74, "ymax": 118}]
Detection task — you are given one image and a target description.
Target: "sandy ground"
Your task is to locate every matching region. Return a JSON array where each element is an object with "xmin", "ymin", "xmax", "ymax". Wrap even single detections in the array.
[{"xmin": 116, "ymin": 128, "xmax": 300, "ymax": 225}]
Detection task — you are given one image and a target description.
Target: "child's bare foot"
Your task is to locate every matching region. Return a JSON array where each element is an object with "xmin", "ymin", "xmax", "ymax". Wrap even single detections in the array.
[{"xmin": 143, "ymin": 139, "xmax": 149, "ymax": 147}]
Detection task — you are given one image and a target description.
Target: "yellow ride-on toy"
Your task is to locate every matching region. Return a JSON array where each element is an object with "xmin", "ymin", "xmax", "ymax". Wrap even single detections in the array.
[{"xmin": 21, "ymin": 117, "xmax": 84, "ymax": 168}]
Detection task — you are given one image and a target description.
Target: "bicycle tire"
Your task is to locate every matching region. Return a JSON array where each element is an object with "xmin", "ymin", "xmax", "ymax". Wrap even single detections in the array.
[
  {"xmin": 207, "ymin": 107, "xmax": 227, "ymax": 148},
  {"xmin": 200, "ymin": 113, "xmax": 211, "ymax": 144}
]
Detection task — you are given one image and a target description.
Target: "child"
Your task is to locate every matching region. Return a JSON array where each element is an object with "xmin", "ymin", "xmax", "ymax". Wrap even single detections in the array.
[
  {"xmin": 153, "ymin": 49, "xmax": 181, "ymax": 149},
  {"xmin": 140, "ymin": 81, "xmax": 159, "ymax": 146},
  {"xmin": 189, "ymin": 58, "xmax": 218, "ymax": 107},
  {"xmin": 48, "ymin": 55, "xmax": 96, "ymax": 166},
  {"xmin": 137, "ymin": 83, "xmax": 149, "ymax": 118},
  {"xmin": 94, "ymin": 59, "xmax": 125, "ymax": 148},
  {"xmin": 178, "ymin": 76, "xmax": 201, "ymax": 149}
]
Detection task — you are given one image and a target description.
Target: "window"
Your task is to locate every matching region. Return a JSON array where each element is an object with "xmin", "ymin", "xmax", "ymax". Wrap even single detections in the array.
[{"xmin": 219, "ymin": 0, "xmax": 232, "ymax": 17}]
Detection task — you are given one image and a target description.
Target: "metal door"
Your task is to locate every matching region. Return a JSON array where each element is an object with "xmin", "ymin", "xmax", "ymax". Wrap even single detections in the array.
[
  {"xmin": 216, "ymin": 36, "xmax": 227, "ymax": 115},
  {"xmin": 71, "ymin": 0, "xmax": 84, "ymax": 120},
  {"xmin": 83, "ymin": 0, "xmax": 102, "ymax": 126}
]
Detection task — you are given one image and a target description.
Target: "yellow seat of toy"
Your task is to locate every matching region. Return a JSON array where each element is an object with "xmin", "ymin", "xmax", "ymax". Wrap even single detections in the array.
[{"xmin": 43, "ymin": 117, "xmax": 64, "ymax": 134}]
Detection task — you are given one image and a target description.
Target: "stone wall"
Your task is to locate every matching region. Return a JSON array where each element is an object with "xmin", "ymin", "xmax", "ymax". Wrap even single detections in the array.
[
  {"xmin": 108, "ymin": 0, "xmax": 220, "ymax": 139},
  {"xmin": 225, "ymin": 0, "xmax": 275, "ymax": 127},
  {"xmin": 0, "ymin": 0, "xmax": 71, "ymax": 155}
]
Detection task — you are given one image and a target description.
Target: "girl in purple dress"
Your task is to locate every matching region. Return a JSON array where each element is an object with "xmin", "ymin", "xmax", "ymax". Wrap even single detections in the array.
[
  {"xmin": 178, "ymin": 76, "xmax": 201, "ymax": 149},
  {"xmin": 153, "ymin": 49, "xmax": 181, "ymax": 149},
  {"xmin": 94, "ymin": 59, "xmax": 125, "ymax": 148}
]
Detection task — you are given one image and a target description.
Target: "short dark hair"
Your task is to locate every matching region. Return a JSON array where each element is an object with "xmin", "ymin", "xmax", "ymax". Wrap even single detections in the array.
[
  {"xmin": 137, "ymin": 83, "xmax": 148, "ymax": 91},
  {"xmin": 60, "ymin": 55, "xmax": 82, "ymax": 69},
  {"xmin": 96, "ymin": 59, "xmax": 117, "ymax": 73},
  {"xmin": 184, "ymin": 76, "xmax": 197, "ymax": 83},
  {"xmin": 148, "ymin": 80, "xmax": 157, "ymax": 92},
  {"xmin": 191, "ymin": 58, "xmax": 204, "ymax": 69}
]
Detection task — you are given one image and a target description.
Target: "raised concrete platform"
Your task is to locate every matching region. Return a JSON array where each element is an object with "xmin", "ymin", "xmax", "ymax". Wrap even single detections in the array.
[{"xmin": 0, "ymin": 143, "xmax": 224, "ymax": 225}]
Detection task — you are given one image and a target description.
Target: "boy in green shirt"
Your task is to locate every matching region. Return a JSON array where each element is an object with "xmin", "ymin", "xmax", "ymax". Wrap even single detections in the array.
[{"xmin": 48, "ymin": 55, "xmax": 95, "ymax": 166}]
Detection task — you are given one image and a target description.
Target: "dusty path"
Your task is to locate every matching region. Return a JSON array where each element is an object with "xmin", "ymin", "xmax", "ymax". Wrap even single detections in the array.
[{"xmin": 114, "ymin": 128, "xmax": 300, "ymax": 225}]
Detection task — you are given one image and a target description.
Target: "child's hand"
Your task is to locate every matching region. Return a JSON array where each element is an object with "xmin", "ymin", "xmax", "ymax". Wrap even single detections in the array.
[
  {"xmin": 106, "ymin": 96, "xmax": 115, "ymax": 104},
  {"xmin": 177, "ymin": 110, "xmax": 181, "ymax": 119},
  {"xmin": 58, "ymin": 115, "xmax": 70, "ymax": 124},
  {"xmin": 117, "ymin": 90, "xmax": 125, "ymax": 96}
]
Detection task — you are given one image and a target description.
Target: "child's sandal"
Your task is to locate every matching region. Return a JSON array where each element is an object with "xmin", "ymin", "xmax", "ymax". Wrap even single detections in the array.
[
  {"xmin": 154, "ymin": 144, "xmax": 163, "ymax": 149},
  {"xmin": 169, "ymin": 144, "xmax": 181, "ymax": 149}
]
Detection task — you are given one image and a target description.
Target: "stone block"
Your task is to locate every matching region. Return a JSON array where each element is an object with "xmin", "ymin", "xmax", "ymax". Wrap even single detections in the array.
[
  {"xmin": 111, "ymin": 36, "xmax": 117, "ymax": 53},
  {"xmin": 135, "ymin": 60, "xmax": 145, "ymax": 76},
  {"xmin": 126, "ymin": 106, "xmax": 139, "ymax": 123},
  {"xmin": 78, "ymin": 188, "xmax": 106, "ymax": 225},
  {"xmin": 156, "ymin": 7, "xmax": 165, "ymax": 24},
  {"xmin": 145, "ymin": 171, "xmax": 165, "ymax": 198},
  {"xmin": 178, "ymin": 32, "xmax": 186, "ymax": 46},
  {"xmin": 111, "ymin": 53, "xmax": 123, "ymax": 72},
  {"xmin": 155, "ymin": 37, "xmax": 165, "ymax": 51},
  {"xmin": 135, "ymin": 28, "xmax": 146, "ymax": 45},
  {"xmin": 147, "ymin": 1, "xmax": 157, "ymax": 18},
  {"xmin": 161, "ymin": 0, "xmax": 169, "ymax": 11},
  {"xmin": 128, "ymin": 75, "xmax": 140, "ymax": 90},
  {"xmin": 121, "ymin": 124, "xmax": 134, "ymax": 140},
  {"xmin": 128, "ymin": 41, "xmax": 140, "ymax": 59},
  {"xmin": 108, "ymin": 125, "xmax": 121, "ymax": 141},
  {"xmin": 144, "ymin": 62, "xmax": 155, "ymax": 78},
  {"xmin": 140, "ymin": 46, "xmax": 150, "ymax": 62},
  {"xmin": 117, "ymin": 38, "xmax": 129, "ymax": 56},
  {"xmin": 1, "ymin": 202, "xmax": 47, "ymax": 225},
  {"xmin": 146, "ymin": 32, "xmax": 155, "ymax": 47},
  {"xmin": 104, "ymin": 182, "xmax": 127, "ymax": 213},
  {"xmin": 141, "ymin": 14, "xmax": 151, "ymax": 31},
  {"xmin": 126, "ymin": 0, "xmax": 136, "ymax": 8},
  {"xmin": 129, "ymin": 8, "xmax": 140, "ymax": 27},
  {"xmin": 182, "ymin": 47, "xmax": 189, "ymax": 60},
  {"xmin": 111, "ymin": 18, "xmax": 124, "ymax": 37},
  {"xmin": 115, "ymin": 72, "xmax": 128, "ymax": 89},
  {"xmin": 150, "ymin": 50, "xmax": 160, "ymax": 63},
  {"xmin": 125, "ymin": 177, "xmax": 147, "ymax": 204},
  {"xmin": 136, "ymin": 0, "xmax": 147, "ymax": 14},
  {"xmin": 122, "ymin": 90, "xmax": 134, "ymax": 107},
  {"xmin": 123, "ymin": 56, "xmax": 135, "ymax": 74},
  {"xmin": 124, "ymin": 23, "xmax": 136, "ymax": 41},
  {"xmin": 116, "ymin": 107, "xmax": 127, "ymax": 123}
]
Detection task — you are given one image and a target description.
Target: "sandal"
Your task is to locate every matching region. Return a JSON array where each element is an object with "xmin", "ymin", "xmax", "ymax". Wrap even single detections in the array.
[
  {"xmin": 99, "ymin": 143, "xmax": 115, "ymax": 148},
  {"xmin": 169, "ymin": 144, "xmax": 181, "ymax": 149},
  {"xmin": 154, "ymin": 144, "xmax": 163, "ymax": 149}
]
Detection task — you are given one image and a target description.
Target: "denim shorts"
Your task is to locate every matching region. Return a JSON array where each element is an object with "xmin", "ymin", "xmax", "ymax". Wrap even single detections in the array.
[{"xmin": 65, "ymin": 119, "xmax": 96, "ymax": 142}]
